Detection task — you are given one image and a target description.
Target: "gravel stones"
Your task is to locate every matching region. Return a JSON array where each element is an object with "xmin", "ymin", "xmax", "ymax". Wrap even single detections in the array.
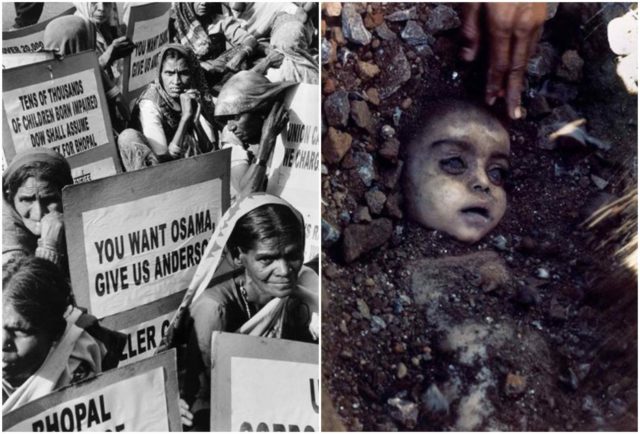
[
  {"xmin": 357, "ymin": 61, "xmax": 381, "ymax": 80},
  {"xmin": 350, "ymin": 100, "xmax": 375, "ymax": 132},
  {"xmin": 376, "ymin": 47, "xmax": 412, "ymax": 98},
  {"xmin": 387, "ymin": 397, "xmax": 419, "ymax": 428},
  {"xmin": 504, "ymin": 373, "xmax": 527, "ymax": 397},
  {"xmin": 528, "ymin": 42, "xmax": 557, "ymax": 79},
  {"xmin": 425, "ymin": 5, "xmax": 460, "ymax": 34},
  {"xmin": 421, "ymin": 384, "xmax": 450, "ymax": 418},
  {"xmin": 365, "ymin": 189, "xmax": 387, "ymax": 214},
  {"xmin": 401, "ymin": 20, "xmax": 432, "ymax": 46},
  {"xmin": 385, "ymin": 7, "xmax": 418, "ymax": 22},
  {"xmin": 556, "ymin": 50, "xmax": 584, "ymax": 82},
  {"xmin": 323, "ymin": 127, "xmax": 352, "ymax": 164},
  {"xmin": 375, "ymin": 22, "xmax": 397, "ymax": 40},
  {"xmin": 324, "ymin": 90, "xmax": 350, "ymax": 127},
  {"xmin": 342, "ymin": 218, "xmax": 393, "ymax": 262},
  {"xmin": 323, "ymin": 2, "xmax": 342, "ymax": 17},
  {"xmin": 342, "ymin": 3, "xmax": 372, "ymax": 45}
]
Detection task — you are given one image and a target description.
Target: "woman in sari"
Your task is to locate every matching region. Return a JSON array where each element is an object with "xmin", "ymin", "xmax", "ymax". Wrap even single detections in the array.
[
  {"xmin": 118, "ymin": 44, "xmax": 217, "ymax": 169},
  {"xmin": 171, "ymin": 2, "xmax": 258, "ymax": 85},
  {"xmin": 214, "ymin": 70, "xmax": 296, "ymax": 197},
  {"xmin": 168, "ymin": 193, "xmax": 318, "ymax": 430},
  {"xmin": 2, "ymin": 257, "xmax": 109, "ymax": 413},
  {"xmin": 2, "ymin": 149, "xmax": 73, "ymax": 269}
]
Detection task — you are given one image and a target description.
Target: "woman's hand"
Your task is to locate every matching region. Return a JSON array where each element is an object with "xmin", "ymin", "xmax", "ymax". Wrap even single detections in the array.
[
  {"xmin": 180, "ymin": 90, "xmax": 200, "ymax": 121},
  {"xmin": 260, "ymin": 99, "xmax": 289, "ymax": 146},
  {"xmin": 109, "ymin": 36, "xmax": 135, "ymax": 61},
  {"xmin": 39, "ymin": 210, "xmax": 65, "ymax": 250},
  {"xmin": 101, "ymin": 36, "xmax": 135, "ymax": 67},
  {"xmin": 178, "ymin": 399, "xmax": 193, "ymax": 428}
]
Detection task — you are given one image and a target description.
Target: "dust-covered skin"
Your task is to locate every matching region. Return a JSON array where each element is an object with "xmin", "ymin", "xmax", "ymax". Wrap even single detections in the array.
[{"xmin": 405, "ymin": 102, "xmax": 510, "ymax": 243}]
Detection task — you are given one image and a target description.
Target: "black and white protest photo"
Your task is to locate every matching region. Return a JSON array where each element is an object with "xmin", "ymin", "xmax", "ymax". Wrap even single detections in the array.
[{"xmin": 2, "ymin": 2, "xmax": 319, "ymax": 431}]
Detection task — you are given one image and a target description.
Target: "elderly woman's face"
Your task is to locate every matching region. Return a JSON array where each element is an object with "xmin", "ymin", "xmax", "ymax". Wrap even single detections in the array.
[
  {"xmin": 161, "ymin": 57, "xmax": 192, "ymax": 100},
  {"xmin": 13, "ymin": 177, "xmax": 62, "ymax": 237},
  {"xmin": 2, "ymin": 302, "xmax": 55, "ymax": 386},
  {"xmin": 406, "ymin": 112, "xmax": 510, "ymax": 243},
  {"xmin": 89, "ymin": 2, "xmax": 113, "ymax": 24},
  {"xmin": 239, "ymin": 235, "xmax": 303, "ymax": 299}
]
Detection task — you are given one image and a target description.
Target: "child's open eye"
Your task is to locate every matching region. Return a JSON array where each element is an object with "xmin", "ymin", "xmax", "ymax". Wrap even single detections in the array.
[
  {"xmin": 487, "ymin": 167, "xmax": 509, "ymax": 185},
  {"xmin": 440, "ymin": 157, "xmax": 466, "ymax": 174}
]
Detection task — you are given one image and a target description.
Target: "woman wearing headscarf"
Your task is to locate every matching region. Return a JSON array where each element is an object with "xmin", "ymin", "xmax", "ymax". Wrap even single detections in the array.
[
  {"xmin": 162, "ymin": 193, "xmax": 318, "ymax": 430},
  {"xmin": 2, "ymin": 257, "xmax": 114, "ymax": 413},
  {"xmin": 2, "ymin": 149, "xmax": 72, "ymax": 269},
  {"xmin": 42, "ymin": 14, "xmax": 130, "ymax": 132},
  {"xmin": 171, "ymin": 2, "xmax": 258, "ymax": 83},
  {"xmin": 117, "ymin": 44, "xmax": 217, "ymax": 169},
  {"xmin": 73, "ymin": 2, "xmax": 134, "ymax": 82},
  {"xmin": 214, "ymin": 70, "xmax": 296, "ymax": 197}
]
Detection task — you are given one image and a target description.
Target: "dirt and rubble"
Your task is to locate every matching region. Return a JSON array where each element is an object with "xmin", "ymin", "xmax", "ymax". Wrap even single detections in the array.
[{"xmin": 320, "ymin": 3, "xmax": 637, "ymax": 431}]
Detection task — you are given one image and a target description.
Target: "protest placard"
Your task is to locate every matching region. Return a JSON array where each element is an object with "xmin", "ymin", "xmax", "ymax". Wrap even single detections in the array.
[
  {"xmin": 2, "ymin": 51, "xmax": 121, "ymax": 182},
  {"xmin": 122, "ymin": 2, "xmax": 172, "ymax": 106},
  {"xmin": 63, "ymin": 149, "xmax": 231, "ymax": 320},
  {"xmin": 210, "ymin": 333, "xmax": 319, "ymax": 432},
  {"xmin": 100, "ymin": 292, "xmax": 184, "ymax": 367},
  {"xmin": 2, "ymin": 7, "xmax": 75, "ymax": 56},
  {"xmin": 266, "ymin": 83, "xmax": 320, "ymax": 262},
  {"xmin": 3, "ymin": 349, "xmax": 181, "ymax": 432}
]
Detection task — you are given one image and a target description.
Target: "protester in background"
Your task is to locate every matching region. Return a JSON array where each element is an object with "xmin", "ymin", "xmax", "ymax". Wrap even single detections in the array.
[
  {"xmin": 73, "ymin": 2, "xmax": 133, "ymax": 79},
  {"xmin": 118, "ymin": 44, "xmax": 217, "ymax": 167},
  {"xmin": 180, "ymin": 193, "xmax": 319, "ymax": 430},
  {"xmin": 171, "ymin": 2, "xmax": 258, "ymax": 86},
  {"xmin": 42, "ymin": 14, "xmax": 130, "ymax": 132},
  {"xmin": 12, "ymin": 2, "xmax": 44, "ymax": 29},
  {"xmin": 262, "ymin": 12, "xmax": 318, "ymax": 84},
  {"xmin": 214, "ymin": 70, "xmax": 295, "ymax": 197},
  {"xmin": 2, "ymin": 149, "xmax": 72, "ymax": 269},
  {"xmin": 230, "ymin": 2, "xmax": 309, "ymax": 40},
  {"xmin": 2, "ymin": 257, "xmax": 107, "ymax": 413}
]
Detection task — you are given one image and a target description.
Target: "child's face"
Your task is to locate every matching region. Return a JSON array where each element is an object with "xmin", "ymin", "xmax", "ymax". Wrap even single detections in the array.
[{"xmin": 407, "ymin": 112, "xmax": 510, "ymax": 243}]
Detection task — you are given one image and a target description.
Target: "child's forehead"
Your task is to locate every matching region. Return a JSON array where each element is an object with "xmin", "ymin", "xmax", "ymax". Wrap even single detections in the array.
[{"xmin": 421, "ymin": 110, "xmax": 510, "ymax": 152}]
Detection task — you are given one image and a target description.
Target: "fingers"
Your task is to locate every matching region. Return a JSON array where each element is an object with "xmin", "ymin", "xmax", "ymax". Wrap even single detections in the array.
[
  {"xmin": 485, "ymin": 23, "xmax": 512, "ymax": 106},
  {"xmin": 460, "ymin": 3, "xmax": 482, "ymax": 61},
  {"xmin": 178, "ymin": 399, "xmax": 193, "ymax": 427},
  {"xmin": 505, "ymin": 28, "xmax": 531, "ymax": 119}
]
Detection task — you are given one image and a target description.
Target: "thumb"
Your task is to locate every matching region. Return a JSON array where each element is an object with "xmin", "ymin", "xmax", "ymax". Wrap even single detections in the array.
[{"xmin": 460, "ymin": 3, "xmax": 482, "ymax": 62}]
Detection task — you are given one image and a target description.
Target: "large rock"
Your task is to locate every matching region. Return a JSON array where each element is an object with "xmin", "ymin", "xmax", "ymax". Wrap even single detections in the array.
[
  {"xmin": 342, "ymin": 218, "xmax": 393, "ymax": 262},
  {"xmin": 342, "ymin": 3, "xmax": 372, "ymax": 45},
  {"xmin": 324, "ymin": 90, "xmax": 350, "ymax": 127},
  {"xmin": 323, "ymin": 127, "xmax": 352, "ymax": 164}
]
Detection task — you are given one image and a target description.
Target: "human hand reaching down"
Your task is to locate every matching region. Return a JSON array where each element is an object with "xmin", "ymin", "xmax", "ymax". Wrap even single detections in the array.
[{"xmin": 460, "ymin": 3, "xmax": 547, "ymax": 119}]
